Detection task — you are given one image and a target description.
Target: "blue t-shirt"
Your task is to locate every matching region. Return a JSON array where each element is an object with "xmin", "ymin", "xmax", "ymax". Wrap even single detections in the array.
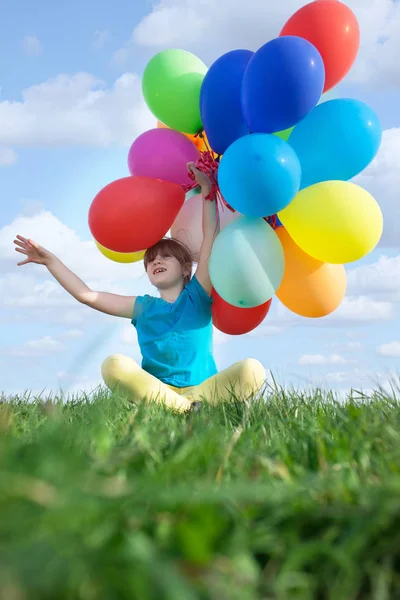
[{"xmin": 132, "ymin": 275, "xmax": 218, "ymax": 387}]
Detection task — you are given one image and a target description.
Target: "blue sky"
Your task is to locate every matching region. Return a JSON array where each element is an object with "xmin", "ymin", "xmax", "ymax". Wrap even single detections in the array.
[{"xmin": 1, "ymin": 0, "xmax": 399, "ymax": 398}]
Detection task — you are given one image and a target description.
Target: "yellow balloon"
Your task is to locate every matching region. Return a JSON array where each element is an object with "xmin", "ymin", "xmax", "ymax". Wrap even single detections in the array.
[
  {"xmin": 278, "ymin": 181, "xmax": 383, "ymax": 264},
  {"xmin": 95, "ymin": 241, "xmax": 145, "ymax": 264}
]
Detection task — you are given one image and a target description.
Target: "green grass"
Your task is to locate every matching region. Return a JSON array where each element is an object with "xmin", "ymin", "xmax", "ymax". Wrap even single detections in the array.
[{"xmin": 1, "ymin": 384, "xmax": 400, "ymax": 599}]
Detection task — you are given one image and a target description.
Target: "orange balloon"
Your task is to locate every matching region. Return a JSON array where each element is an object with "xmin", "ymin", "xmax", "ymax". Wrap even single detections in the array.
[
  {"xmin": 157, "ymin": 121, "xmax": 209, "ymax": 153},
  {"xmin": 276, "ymin": 227, "xmax": 346, "ymax": 318}
]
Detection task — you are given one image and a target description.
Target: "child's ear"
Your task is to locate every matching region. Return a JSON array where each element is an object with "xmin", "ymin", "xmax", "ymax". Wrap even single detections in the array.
[{"xmin": 183, "ymin": 263, "xmax": 192, "ymax": 278}]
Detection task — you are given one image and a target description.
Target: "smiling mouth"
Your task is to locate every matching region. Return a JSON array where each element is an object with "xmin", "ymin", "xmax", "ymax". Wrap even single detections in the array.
[{"xmin": 153, "ymin": 268, "xmax": 166, "ymax": 275}]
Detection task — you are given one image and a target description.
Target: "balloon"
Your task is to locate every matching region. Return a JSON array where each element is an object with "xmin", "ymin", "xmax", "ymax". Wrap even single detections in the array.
[
  {"xmin": 89, "ymin": 177, "xmax": 185, "ymax": 253},
  {"xmin": 200, "ymin": 49, "xmax": 253, "ymax": 155},
  {"xmin": 274, "ymin": 127, "xmax": 293, "ymax": 142},
  {"xmin": 289, "ymin": 99, "xmax": 382, "ymax": 189},
  {"xmin": 186, "ymin": 132, "xmax": 208, "ymax": 153},
  {"xmin": 171, "ymin": 193, "xmax": 240, "ymax": 261},
  {"xmin": 212, "ymin": 289, "xmax": 272, "ymax": 335},
  {"xmin": 280, "ymin": 0, "xmax": 360, "ymax": 92},
  {"xmin": 128, "ymin": 128, "xmax": 199, "ymax": 186},
  {"xmin": 275, "ymin": 227, "xmax": 346, "ymax": 318},
  {"xmin": 142, "ymin": 49, "xmax": 207, "ymax": 134},
  {"xmin": 95, "ymin": 241, "xmax": 145, "ymax": 264},
  {"xmin": 218, "ymin": 134, "xmax": 301, "ymax": 217},
  {"xmin": 157, "ymin": 121, "xmax": 209, "ymax": 153},
  {"xmin": 209, "ymin": 217, "xmax": 285, "ymax": 308},
  {"xmin": 185, "ymin": 186, "xmax": 201, "ymax": 200},
  {"xmin": 242, "ymin": 36, "xmax": 325, "ymax": 133},
  {"xmin": 278, "ymin": 181, "xmax": 383, "ymax": 264}
]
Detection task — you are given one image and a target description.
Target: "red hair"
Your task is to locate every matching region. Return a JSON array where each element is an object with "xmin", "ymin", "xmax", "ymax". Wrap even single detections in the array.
[{"xmin": 144, "ymin": 238, "xmax": 193, "ymax": 286}]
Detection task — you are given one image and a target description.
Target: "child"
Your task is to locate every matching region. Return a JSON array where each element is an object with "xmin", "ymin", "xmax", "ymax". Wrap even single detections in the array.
[{"xmin": 14, "ymin": 164, "xmax": 266, "ymax": 412}]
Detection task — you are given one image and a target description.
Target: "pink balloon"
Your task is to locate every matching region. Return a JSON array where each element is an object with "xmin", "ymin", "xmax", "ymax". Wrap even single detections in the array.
[
  {"xmin": 171, "ymin": 193, "xmax": 241, "ymax": 262},
  {"xmin": 128, "ymin": 128, "xmax": 200, "ymax": 186}
]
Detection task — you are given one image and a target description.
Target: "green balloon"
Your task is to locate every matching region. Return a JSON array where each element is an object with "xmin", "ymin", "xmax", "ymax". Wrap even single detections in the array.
[
  {"xmin": 273, "ymin": 127, "xmax": 294, "ymax": 142},
  {"xmin": 142, "ymin": 49, "xmax": 207, "ymax": 134},
  {"xmin": 209, "ymin": 217, "xmax": 285, "ymax": 308}
]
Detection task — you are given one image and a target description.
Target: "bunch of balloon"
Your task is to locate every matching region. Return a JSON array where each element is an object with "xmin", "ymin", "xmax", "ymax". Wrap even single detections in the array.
[
  {"xmin": 202, "ymin": 0, "xmax": 383, "ymax": 329},
  {"xmin": 87, "ymin": 0, "xmax": 384, "ymax": 336},
  {"xmin": 88, "ymin": 47, "xmax": 209, "ymax": 260}
]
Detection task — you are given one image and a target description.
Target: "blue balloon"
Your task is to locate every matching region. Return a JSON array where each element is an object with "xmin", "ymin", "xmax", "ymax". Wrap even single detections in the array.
[
  {"xmin": 288, "ymin": 98, "xmax": 382, "ymax": 189},
  {"xmin": 218, "ymin": 133, "xmax": 301, "ymax": 217},
  {"xmin": 200, "ymin": 50, "xmax": 254, "ymax": 155},
  {"xmin": 242, "ymin": 36, "xmax": 325, "ymax": 134}
]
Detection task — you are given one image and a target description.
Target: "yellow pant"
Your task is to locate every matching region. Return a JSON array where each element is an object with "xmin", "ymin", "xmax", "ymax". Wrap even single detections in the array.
[{"xmin": 101, "ymin": 354, "xmax": 266, "ymax": 413}]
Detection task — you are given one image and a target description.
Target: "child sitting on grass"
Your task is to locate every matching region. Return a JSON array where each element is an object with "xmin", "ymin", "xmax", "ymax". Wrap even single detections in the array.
[{"xmin": 14, "ymin": 164, "xmax": 266, "ymax": 413}]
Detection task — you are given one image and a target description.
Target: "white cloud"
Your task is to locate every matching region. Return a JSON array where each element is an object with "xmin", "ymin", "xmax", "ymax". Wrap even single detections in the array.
[
  {"xmin": 344, "ymin": 341, "xmax": 365, "ymax": 352},
  {"xmin": 299, "ymin": 354, "xmax": 346, "ymax": 366},
  {"xmin": 247, "ymin": 324, "xmax": 284, "ymax": 338},
  {"xmin": 92, "ymin": 30, "xmax": 110, "ymax": 51},
  {"xmin": 120, "ymin": 0, "xmax": 399, "ymax": 88},
  {"xmin": 346, "ymin": 255, "xmax": 400, "ymax": 300},
  {"xmin": 326, "ymin": 371, "xmax": 349, "ymax": 384},
  {"xmin": 274, "ymin": 294, "xmax": 394, "ymax": 329},
  {"xmin": 349, "ymin": 2, "xmax": 400, "ymax": 87},
  {"xmin": 1, "ymin": 336, "xmax": 65, "ymax": 358},
  {"xmin": 327, "ymin": 296, "xmax": 394, "ymax": 323},
  {"xmin": 354, "ymin": 129, "xmax": 400, "ymax": 248},
  {"xmin": 0, "ymin": 147, "xmax": 17, "ymax": 166},
  {"xmin": 22, "ymin": 35, "xmax": 43, "ymax": 57},
  {"xmin": 0, "ymin": 209, "xmax": 148, "ymax": 281},
  {"xmin": 329, "ymin": 339, "xmax": 365, "ymax": 354},
  {"xmin": 63, "ymin": 329, "xmax": 83, "ymax": 339},
  {"xmin": 0, "ymin": 72, "xmax": 154, "ymax": 156},
  {"xmin": 377, "ymin": 341, "xmax": 400, "ymax": 357},
  {"xmin": 0, "ymin": 209, "xmax": 153, "ymax": 322}
]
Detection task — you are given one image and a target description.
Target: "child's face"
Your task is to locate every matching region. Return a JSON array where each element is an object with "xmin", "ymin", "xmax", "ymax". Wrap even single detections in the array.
[{"xmin": 146, "ymin": 252, "xmax": 187, "ymax": 289}]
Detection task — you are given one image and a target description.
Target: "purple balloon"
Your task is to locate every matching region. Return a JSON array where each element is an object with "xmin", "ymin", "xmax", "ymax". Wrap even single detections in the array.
[{"xmin": 128, "ymin": 128, "xmax": 200, "ymax": 186}]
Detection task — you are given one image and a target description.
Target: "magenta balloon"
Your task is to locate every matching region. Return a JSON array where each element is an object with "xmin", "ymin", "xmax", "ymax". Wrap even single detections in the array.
[{"xmin": 128, "ymin": 128, "xmax": 200, "ymax": 186}]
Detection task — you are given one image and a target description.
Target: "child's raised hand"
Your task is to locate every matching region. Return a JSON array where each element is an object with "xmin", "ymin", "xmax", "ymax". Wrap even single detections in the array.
[
  {"xmin": 187, "ymin": 162, "xmax": 212, "ymax": 196},
  {"xmin": 14, "ymin": 235, "xmax": 53, "ymax": 267}
]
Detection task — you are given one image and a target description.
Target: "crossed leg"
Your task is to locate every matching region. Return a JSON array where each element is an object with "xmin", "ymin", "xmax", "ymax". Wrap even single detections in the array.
[
  {"xmin": 181, "ymin": 358, "xmax": 266, "ymax": 404},
  {"xmin": 101, "ymin": 354, "xmax": 192, "ymax": 413},
  {"xmin": 101, "ymin": 354, "xmax": 266, "ymax": 413}
]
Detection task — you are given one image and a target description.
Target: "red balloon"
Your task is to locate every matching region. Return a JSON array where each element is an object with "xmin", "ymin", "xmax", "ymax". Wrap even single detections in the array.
[
  {"xmin": 280, "ymin": 0, "xmax": 360, "ymax": 92},
  {"xmin": 212, "ymin": 289, "xmax": 272, "ymax": 335},
  {"xmin": 88, "ymin": 176, "xmax": 185, "ymax": 253}
]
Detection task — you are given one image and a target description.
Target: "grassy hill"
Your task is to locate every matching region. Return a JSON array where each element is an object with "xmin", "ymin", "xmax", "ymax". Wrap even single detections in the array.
[{"xmin": 1, "ymin": 386, "xmax": 400, "ymax": 599}]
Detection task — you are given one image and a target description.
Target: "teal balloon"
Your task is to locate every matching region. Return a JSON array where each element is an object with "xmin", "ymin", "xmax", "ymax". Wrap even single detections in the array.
[
  {"xmin": 185, "ymin": 186, "xmax": 201, "ymax": 200},
  {"xmin": 218, "ymin": 133, "xmax": 301, "ymax": 217},
  {"xmin": 288, "ymin": 98, "xmax": 382, "ymax": 189},
  {"xmin": 209, "ymin": 217, "xmax": 285, "ymax": 308}
]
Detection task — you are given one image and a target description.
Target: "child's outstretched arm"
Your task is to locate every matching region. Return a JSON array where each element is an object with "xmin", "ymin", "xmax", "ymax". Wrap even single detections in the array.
[
  {"xmin": 187, "ymin": 163, "xmax": 219, "ymax": 296},
  {"xmin": 13, "ymin": 235, "xmax": 136, "ymax": 318}
]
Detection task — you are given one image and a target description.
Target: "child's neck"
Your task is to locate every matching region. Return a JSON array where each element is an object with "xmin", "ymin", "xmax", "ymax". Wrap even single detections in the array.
[{"xmin": 159, "ymin": 281, "xmax": 185, "ymax": 304}]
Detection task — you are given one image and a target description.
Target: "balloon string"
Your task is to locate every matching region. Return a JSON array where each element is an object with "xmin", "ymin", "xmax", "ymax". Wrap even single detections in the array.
[
  {"xmin": 183, "ymin": 133, "xmax": 278, "ymax": 231},
  {"xmin": 265, "ymin": 215, "xmax": 278, "ymax": 229}
]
